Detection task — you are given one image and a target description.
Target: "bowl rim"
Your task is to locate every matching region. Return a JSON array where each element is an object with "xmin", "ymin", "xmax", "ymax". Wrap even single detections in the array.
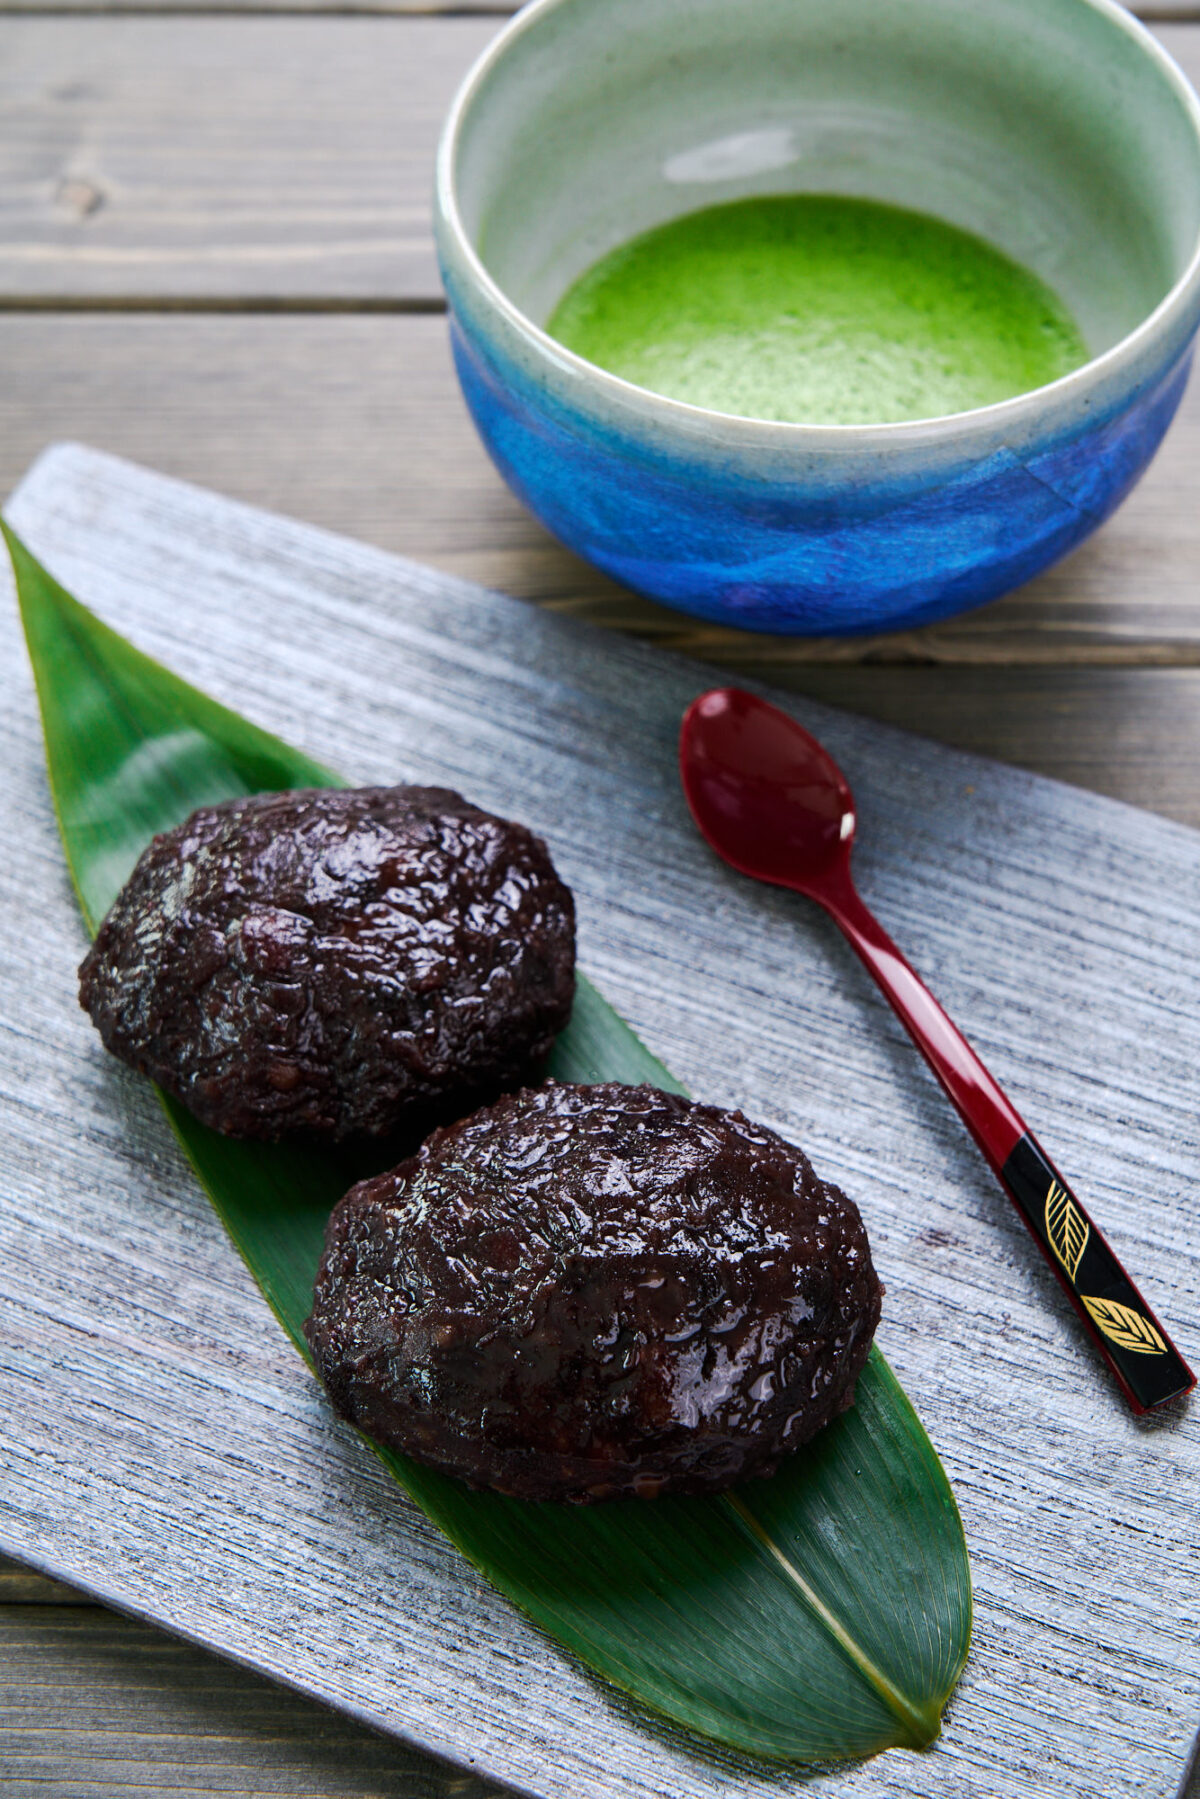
[{"xmin": 435, "ymin": 0, "xmax": 1200, "ymax": 448}]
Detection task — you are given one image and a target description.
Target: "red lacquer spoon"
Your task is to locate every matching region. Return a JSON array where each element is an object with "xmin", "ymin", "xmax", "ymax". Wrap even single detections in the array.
[{"xmin": 680, "ymin": 686, "xmax": 1193, "ymax": 1414}]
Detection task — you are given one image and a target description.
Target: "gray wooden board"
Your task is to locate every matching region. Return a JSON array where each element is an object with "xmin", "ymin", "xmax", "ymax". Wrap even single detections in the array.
[{"xmin": 0, "ymin": 444, "xmax": 1198, "ymax": 1799}]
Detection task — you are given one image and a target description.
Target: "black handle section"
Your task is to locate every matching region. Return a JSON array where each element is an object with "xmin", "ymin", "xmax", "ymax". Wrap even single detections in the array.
[{"xmin": 1001, "ymin": 1134, "xmax": 1194, "ymax": 1412}]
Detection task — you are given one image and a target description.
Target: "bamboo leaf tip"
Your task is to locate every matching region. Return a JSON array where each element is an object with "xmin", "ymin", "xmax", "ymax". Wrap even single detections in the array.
[{"xmin": 906, "ymin": 1703, "xmax": 944, "ymax": 1751}]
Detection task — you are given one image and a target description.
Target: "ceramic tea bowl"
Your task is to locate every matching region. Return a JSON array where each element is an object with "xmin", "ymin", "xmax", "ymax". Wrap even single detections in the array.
[{"xmin": 435, "ymin": 0, "xmax": 1200, "ymax": 637}]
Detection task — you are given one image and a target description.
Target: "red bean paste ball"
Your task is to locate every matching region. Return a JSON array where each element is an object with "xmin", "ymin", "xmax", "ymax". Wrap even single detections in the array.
[
  {"xmin": 305, "ymin": 1080, "xmax": 882, "ymax": 1502},
  {"xmin": 78, "ymin": 787, "xmax": 575, "ymax": 1141}
]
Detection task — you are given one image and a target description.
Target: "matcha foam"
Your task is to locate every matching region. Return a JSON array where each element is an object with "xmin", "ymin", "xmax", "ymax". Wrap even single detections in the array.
[{"xmin": 547, "ymin": 195, "xmax": 1088, "ymax": 426}]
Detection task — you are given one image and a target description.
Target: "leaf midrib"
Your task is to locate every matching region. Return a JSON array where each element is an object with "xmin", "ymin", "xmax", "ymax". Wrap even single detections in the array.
[{"xmin": 723, "ymin": 1491, "xmax": 939, "ymax": 1747}]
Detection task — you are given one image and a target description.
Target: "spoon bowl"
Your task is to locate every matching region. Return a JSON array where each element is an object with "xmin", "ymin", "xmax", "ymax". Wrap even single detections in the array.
[{"xmin": 680, "ymin": 689, "xmax": 855, "ymax": 891}]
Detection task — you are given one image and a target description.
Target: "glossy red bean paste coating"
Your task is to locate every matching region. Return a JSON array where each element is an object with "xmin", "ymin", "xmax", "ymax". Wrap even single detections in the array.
[
  {"xmin": 305, "ymin": 1080, "xmax": 882, "ymax": 1502},
  {"xmin": 78, "ymin": 787, "xmax": 575, "ymax": 1141}
]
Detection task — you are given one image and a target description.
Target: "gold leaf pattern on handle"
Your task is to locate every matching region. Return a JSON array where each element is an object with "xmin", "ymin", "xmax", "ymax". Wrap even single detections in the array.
[
  {"xmin": 1080, "ymin": 1295, "xmax": 1168, "ymax": 1355},
  {"xmin": 1045, "ymin": 1179, "xmax": 1089, "ymax": 1282}
]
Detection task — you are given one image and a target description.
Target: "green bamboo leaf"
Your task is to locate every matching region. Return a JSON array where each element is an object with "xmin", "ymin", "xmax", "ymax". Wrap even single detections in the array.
[{"xmin": 6, "ymin": 520, "xmax": 971, "ymax": 1765}]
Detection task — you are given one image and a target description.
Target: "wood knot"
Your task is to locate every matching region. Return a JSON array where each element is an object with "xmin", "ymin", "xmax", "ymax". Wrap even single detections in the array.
[{"xmin": 55, "ymin": 176, "xmax": 105, "ymax": 220}]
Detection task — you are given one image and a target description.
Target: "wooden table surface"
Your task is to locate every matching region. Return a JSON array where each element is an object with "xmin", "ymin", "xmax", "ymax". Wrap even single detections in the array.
[{"xmin": 3, "ymin": 4, "xmax": 1200, "ymax": 1794}]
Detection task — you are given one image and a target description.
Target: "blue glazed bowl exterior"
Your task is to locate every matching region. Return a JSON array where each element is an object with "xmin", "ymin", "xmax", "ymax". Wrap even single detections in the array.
[
  {"xmin": 445, "ymin": 279, "xmax": 1196, "ymax": 635},
  {"xmin": 436, "ymin": 0, "xmax": 1200, "ymax": 637}
]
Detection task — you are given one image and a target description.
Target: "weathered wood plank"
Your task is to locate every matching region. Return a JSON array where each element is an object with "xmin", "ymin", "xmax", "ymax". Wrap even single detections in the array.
[
  {"xmin": 1, "ymin": 17, "xmax": 1197, "ymax": 299},
  {"xmin": 0, "ymin": 1607, "xmax": 499, "ymax": 1797},
  {"xmin": 768, "ymin": 664, "xmax": 1200, "ymax": 829},
  {"xmin": 0, "ymin": 16, "xmax": 498, "ymax": 300},
  {"xmin": 1, "ymin": 442, "xmax": 1199, "ymax": 1799},
  {"xmin": 0, "ymin": 1553, "xmax": 84, "ymax": 1604},
  {"xmin": 4, "ymin": 312, "xmax": 1200, "ymax": 679}
]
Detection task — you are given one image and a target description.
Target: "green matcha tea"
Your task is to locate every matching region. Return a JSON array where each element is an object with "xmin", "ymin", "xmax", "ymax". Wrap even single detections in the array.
[{"xmin": 547, "ymin": 195, "xmax": 1088, "ymax": 425}]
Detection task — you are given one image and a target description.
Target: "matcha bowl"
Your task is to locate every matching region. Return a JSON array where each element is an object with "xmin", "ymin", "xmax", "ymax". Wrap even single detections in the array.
[{"xmin": 434, "ymin": 0, "xmax": 1200, "ymax": 636}]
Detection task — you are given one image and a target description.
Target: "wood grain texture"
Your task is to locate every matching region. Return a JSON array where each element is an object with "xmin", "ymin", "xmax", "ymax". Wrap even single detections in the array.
[
  {"xmin": 1, "ymin": 17, "xmax": 1197, "ymax": 301},
  {"xmin": 1, "ymin": 443, "xmax": 1199, "ymax": 1799},
  {"xmin": 0, "ymin": 1608, "xmax": 500, "ymax": 1798},
  {"xmin": 0, "ymin": 16, "xmax": 498, "ymax": 300},
  {"xmin": 0, "ymin": 1557, "xmax": 504, "ymax": 1795},
  {"xmin": 5, "ymin": 313, "xmax": 1200, "ymax": 682},
  {"xmin": 769, "ymin": 666, "xmax": 1200, "ymax": 829},
  {"xmin": 0, "ymin": 1553, "xmax": 82, "ymax": 1604}
]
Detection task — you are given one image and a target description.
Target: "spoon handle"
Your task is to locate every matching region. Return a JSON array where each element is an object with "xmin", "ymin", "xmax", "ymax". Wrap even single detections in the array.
[{"xmin": 815, "ymin": 859, "xmax": 1193, "ymax": 1413}]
